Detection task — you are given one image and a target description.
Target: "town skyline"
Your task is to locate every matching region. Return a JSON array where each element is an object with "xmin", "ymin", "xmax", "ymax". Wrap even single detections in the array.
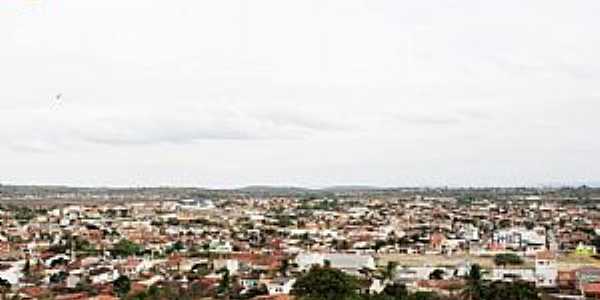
[
  {"xmin": 2, "ymin": 182, "xmax": 600, "ymax": 190},
  {"xmin": 3, "ymin": 0, "xmax": 600, "ymax": 299}
]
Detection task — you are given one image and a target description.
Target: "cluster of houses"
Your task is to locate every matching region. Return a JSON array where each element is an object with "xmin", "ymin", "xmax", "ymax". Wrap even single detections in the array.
[{"xmin": 0, "ymin": 195, "xmax": 599, "ymax": 299}]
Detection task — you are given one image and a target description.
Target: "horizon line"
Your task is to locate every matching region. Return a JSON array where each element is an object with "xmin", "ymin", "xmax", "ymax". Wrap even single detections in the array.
[{"xmin": 1, "ymin": 182, "xmax": 597, "ymax": 190}]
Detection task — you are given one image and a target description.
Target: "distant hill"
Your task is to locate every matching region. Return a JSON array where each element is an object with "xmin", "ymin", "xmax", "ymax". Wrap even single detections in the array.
[
  {"xmin": 237, "ymin": 185, "xmax": 314, "ymax": 194},
  {"xmin": 237, "ymin": 185, "xmax": 390, "ymax": 193},
  {"xmin": 322, "ymin": 185, "xmax": 388, "ymax": 192},
  {"xmin": 2, "ymin": 184, "xmax": 600, "ymax": 202}
]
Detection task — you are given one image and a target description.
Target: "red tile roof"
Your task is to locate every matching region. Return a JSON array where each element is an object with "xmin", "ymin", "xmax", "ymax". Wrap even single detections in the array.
[
  {"xmin": 536, "ymin": 251, "xmax": 556, "ymax": 260},
  {"xmin": 583, "ymin": 283, "xmax": 600, "ymax": 295},
  {"xmin": 54, "ymin": 292, "xmax": 88, "ymax": 300},
  {"xmin": 19, "ymin": 287, "xmax": 49, "ymax": 298},
  {"xmin": 89, "ymin": 295, "xmax": 119, "ymax": 300}
]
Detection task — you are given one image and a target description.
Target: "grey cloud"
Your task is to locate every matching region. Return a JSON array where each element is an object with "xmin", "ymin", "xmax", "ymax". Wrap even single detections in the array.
[
  {"xmin": 483, "ymin": 54, "xmax": 600, "ymax": 80},
  {"xmin": 78, "ymin": 126, "xmax": 257, "ymax": 146},
  {"xmin": 27, "ymin": 106, "xmax": 353, "ymax": 148},
  {"xmin": 558, "ymin": 64, "xmax": 600, "ymax": 80},
  {"xmin": 456, "ymin": 109, "xmax": 494, "ymax": 121},
  {"xmin": 5, "ymin": 142, "xmax": 54, "ymax": 154},
  {"xmin": 251, "ymin": 110, "xmax": 350, "ymax": 132},
  {"xmin": 391, "ymin": 108, "xmax": 494, "ymax": 128},
  {"xmin": 396, "ymin": 114, "xmax": 462, "ymax": 126}
]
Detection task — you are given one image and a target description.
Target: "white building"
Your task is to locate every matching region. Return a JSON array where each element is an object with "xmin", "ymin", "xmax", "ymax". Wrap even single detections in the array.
[
  {"xmin": 459, "ymin": 224, "xmax": 480, "ymax": 242},
  {"xmin": 0, "ymin": 261, "xmax": 24, "ymax": 286},
  {"xmin": 176, "ymin": 199, "xmax": 215, "ymax": 211},
  {"xmin": 493, "ymin": 227, "xmax": 545, "ymax": 251},
  {"xmin": 209, "ymin": 240, "xmax": 233, "ymax": 253},
  {"xmin": 535, "ymin": 252, "xmax": 558, "ymax": 288},
  {"xmin": 213, "ymin": 259, "xmax": 239, "ymax": 275},
  {"xmin": 267, "ymin": 278, "xmax": 296, "ymax": 295},
  {"xmin": 487, "ymin": 268, "xmax": 535, "ymax": 282},
  {"xmin": 295, "ymin": 253, "xmax": 375, "ymax": 275}
]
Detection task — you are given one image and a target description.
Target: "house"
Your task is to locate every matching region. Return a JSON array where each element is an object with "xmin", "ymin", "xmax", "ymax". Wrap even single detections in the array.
[
  {"xmin": 575, "ymin": 267, "xmax": 600, "ymax": 285},
  {"xmin": 575, "ymin": 243, "xmax": 596, "ymax": 256},
  {"xmin": 89, "ymin": 296, "xmax": 119, "ymax": 300},
  {"xmin": 118, "ymin": 257, "xmax": 151, "ymax": 278},
  {"xmin": 535, "ymin": 251, "xmax": 558, "ymax": 288},
  {"xmin": 581, "ymin": 283, "xmax": 600, "ymax": 299},
  {"xmin": 209, "ymin": 240, "xmax": 233, "ymax": 253},
  {"xmin": 54, "ymin": 292, "xmax": 88, "ymax": 300},
  {"xmin": 213, "ymin": 259, "xmax": 239, "ymax": 275},
  {"xmin": 66, "ymin": 273, "xmax": 82, "ymax": 289},
  {"xmin": 492, "ymin": 227, "xmax": 545, "ymax": 251},
  {"xmin": 0, "ymin": 261, "xmax": 24, "ymax": 286},
  {"xmin": 88, "ymin": 266, "xmax": 119, "ymax": 284},
  {"xmin": 266, "ymin": 278, "xmax": 296, "ymax": 295},
  {"xmin": 429, "ymin": 233, "xmax": 446, "ymax": 252},
  {"xmin": 557, "ymin": 270, "xmax": 577, "ymax": 291},
  {"xmin": 416, "ymin": 280, "xmax": 466, "ymax": 296},
  {"xmin": 461, "ymin": 224, "xmax": 480, "ymax": 242},
  {"xmin": 239, "ymin": 274, "xmax": 261, "ymax": 292},
  {"xmin": 510, "ymin": 226, "xmax": 546, "ymax": 256},
  {"xmin": 488, "ymin": 268, "xmax": 535, "ymax": 283},
  {"xmin": 176, "ymin": 199, "xmax": 215, "ymax": 211}
]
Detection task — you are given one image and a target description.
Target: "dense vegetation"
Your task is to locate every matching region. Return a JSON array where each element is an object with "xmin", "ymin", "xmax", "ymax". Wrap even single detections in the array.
[
  {"xmin": 111, "ymin": 239, "xmax": 144, "ymax": 258},
  {"xmin": 494, "ymin": 253, "xmax": 524, "ymax": 267},
  {"xmin": 290, "ymin": 264, "xmax": 540, "ymax": 300}
]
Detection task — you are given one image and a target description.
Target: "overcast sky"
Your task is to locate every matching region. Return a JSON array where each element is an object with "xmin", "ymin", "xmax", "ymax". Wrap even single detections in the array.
[{"xmin": 1, "ymin": 0, "xmax": 599, "ymax": 188}]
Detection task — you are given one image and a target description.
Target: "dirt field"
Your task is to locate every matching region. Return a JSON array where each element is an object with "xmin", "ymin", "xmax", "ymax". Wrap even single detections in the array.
[
  {"xmin": 376, "ymin": 253, "xmax": 600, "ymax": 271},
  {"xmin": 376, "ymin": 254, "xmax": 512, "ymax": 269},
  {"xmin": 557, "ymin": 253, "xmax": 600, "ymax": 270}
]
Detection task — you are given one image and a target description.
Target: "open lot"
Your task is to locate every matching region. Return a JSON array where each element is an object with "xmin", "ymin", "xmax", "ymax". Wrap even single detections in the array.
[{"xmin": 376, "ymin": 253, "xmax": 600, "ymax": 271}]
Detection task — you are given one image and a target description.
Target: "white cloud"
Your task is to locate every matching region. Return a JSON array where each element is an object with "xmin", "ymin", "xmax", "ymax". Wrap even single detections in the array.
[
  {"xmin": 1, "ymin": 0, "xmax": 599, "ymax": 186},
  {"xmin": 0, "ymin": 102, "xmax": 352, "ymax": 152}
]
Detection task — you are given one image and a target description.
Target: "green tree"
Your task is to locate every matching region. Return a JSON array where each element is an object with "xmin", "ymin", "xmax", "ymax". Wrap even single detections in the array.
[
  {"xmin": 468, "ymin": 264, "xmax": 481, "ymax": 281},
  {"xmin": 483, "ymin": 281, "xmax": 540, "ymax": 300},
  {"xmin": 217, "ymin": 268, "xmax": 232, "ymax": 296},
  {"xmin": 291, "ymin": 266, "xmax": 359, "ymax": 300},
  {"xmin": 166, "ymin": 241, "xmax": 185, "ymax": 254},
  {"xmin": 494, "ymin": 253, "xmax": 523, "ymax": 267},
  {"xmin": 373, "ymin": 240, "xmax": 387, "ymax": 253},
  {"xmin": 381, "ymin": 282, "xmax": 408, "ymax": 299},
  {"xmin": 279, "ymin": 258, "xmax": 290, "ymax": 277},
  {"xmin": 50, "ymin": 257, "xmax": 69, "ymax": 268},
  {"xmin": 22, "ymin": 260, "xmax": 31, "ymax": 276},
  {"xmin": 111, "ymin": 239, "xmax": 143, "ymax": 258},
  {"xmin": 0, "ymin": 277, "xmax": 11, "ymax": 299},
  {"xmin": 191, "ymin": 263, "xmax": 210, "ymax": 276},
  {"xmin": 113, "ymin": 275, "xmax": 131, "ymax": 299},
  {"xmin": 381, "ymin": 261, "xmax": 398, "ymax": 281},
  {"xmin": 75, "ymin": 277, "xmax": 99, "ymax": 296},
  {"xmin": 409, "ymin": 292, "xmax": 441, "ymax": 300},
  {"xmin": 74, "ymin": 238, "xmax": 97, "ymax": 254},
  {"xmin": 462, "ymin": 264, "xmax": 484, "ymax": 300},
  {"xmin": 498, "ymin": 219, "xmax": 511, "ymax": 229},
  {"xmin": 49, "ymin": 271, "xmax": 68, "ymax": 284},
  {"xmin": 429, "ymin": 269, "xmax": 445, "ymax": 280}
]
